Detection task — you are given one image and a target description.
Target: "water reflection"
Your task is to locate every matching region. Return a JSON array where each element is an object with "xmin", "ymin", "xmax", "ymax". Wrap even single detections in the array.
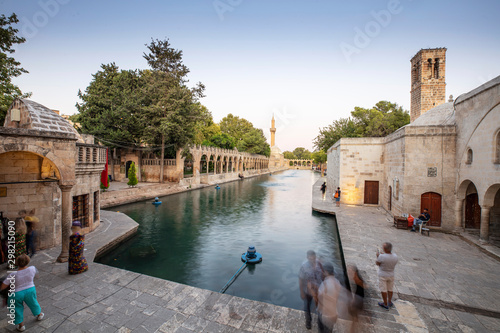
[{"xmin": 99, "ymin": 170, "xmax": 344, "ymax": 310}]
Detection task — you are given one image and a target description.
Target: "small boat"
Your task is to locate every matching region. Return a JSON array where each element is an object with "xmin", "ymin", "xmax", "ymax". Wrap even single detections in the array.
[
  {"xmin": 215, "ymin": 185, "xmax": 221, "ymax": 189},
  {"xmin": 152, "ymin": 197, "xmax": 162, "ymax": 205}
]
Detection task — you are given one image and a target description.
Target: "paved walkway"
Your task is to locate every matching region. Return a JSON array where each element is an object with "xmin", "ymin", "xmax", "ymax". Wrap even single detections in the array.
[{"xmin": 312, "ymin": 178, "xmax": 500, "ymax": 333}]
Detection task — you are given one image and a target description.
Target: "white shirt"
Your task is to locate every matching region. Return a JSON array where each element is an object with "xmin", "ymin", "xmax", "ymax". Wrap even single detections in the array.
[
  {"xmin": 377, "ymin": 253, "xmax": 398, "ymax": 278},
  {"xmin": 2, "ymin": 266, "xmax": 38, "ymax": 292},
  {"xmin": 318, "ymin": 276, "xmax": 341, "ymax": 326}
]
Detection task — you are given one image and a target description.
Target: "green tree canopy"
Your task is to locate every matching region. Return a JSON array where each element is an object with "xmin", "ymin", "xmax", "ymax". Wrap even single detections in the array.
[
  {"xmin": 283, "ymin": 151, "xmax": 296, "ymax": 159},
  {"xmin": 312, "ymin": 150, "xmax": 327, "ymax": 164},
  {"xmin": 314, "ymin": 101, "xmax": 409, "ymax": 152},
  {"xmin": 219, "ymin": 114, "xmax": 253, "ymax": 140},
  {"xmin": 236, "ymin": 127, "xmax": 270, "ymax": 157},
  {"xmin": 292, "ymin": 147, "xmax": 312, "ymax": 160},
  {"xmin": 192, "ymin": 105, "xmax": 221, "ymax": 144},
  {"xmin": 75, "ymin": 63, "xmax": 145, "ymax": 146},
  {"xmin": 0, "ymin": 13, "xmax": 31, "ymax": 124},
  {"xmin": 202, "ymin": 133, "xmax": 236, "ymax": 150}
]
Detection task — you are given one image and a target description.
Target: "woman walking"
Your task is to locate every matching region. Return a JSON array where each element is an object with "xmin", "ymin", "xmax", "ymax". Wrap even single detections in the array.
[
  {"xmin": 1, "ymin": 254, "xmax": 44, "ymax": 331},
  {"xmin": 14, "ymin": 218, "xmax": 27, "ymax": 259},
  {"xmin": 69, "ymin": 221, "xmax": 88, "ymax": 274}
]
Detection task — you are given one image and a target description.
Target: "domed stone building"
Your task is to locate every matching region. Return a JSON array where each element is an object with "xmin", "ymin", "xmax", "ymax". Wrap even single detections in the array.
[{"xmin": 0, "ymin": 99, "xmax": 106, "ymax": 261}]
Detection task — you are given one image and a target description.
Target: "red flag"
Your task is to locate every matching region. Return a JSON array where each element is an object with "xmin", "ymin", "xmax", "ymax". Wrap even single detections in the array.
[{"xmin": 100, "ymin": 148, "xmax": 109, "ymax": 188}]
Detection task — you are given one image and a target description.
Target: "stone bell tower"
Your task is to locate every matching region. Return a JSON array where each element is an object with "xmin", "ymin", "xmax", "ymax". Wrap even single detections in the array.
[{"xmin": 410, "ymin": 48, "xmax": 447, "ymax": 122}]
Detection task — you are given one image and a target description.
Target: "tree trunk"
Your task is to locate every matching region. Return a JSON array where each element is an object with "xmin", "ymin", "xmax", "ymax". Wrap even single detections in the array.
[{"xmin": 160, "ymin": 134, "xmax": 165, "ymax": 183}]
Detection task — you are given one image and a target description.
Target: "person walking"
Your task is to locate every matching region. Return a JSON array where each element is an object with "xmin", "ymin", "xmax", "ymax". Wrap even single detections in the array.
[
  {"xmin": 348, "ymin": 264, "xmax": 365, "ymax": 333},
  {"xmin": 333, "ymin": 187, "xmax": 341, "ymax": 207},
  {"xmin": 317, "ymin": 262, "xmax": 341, "ymax": 333},
  {"xmin": 298, "ymin": 250, "xmax": 323, "ymax": 330},
  {"xmin": 1, "ymin": 254, "xmax": 44, "ymax": 332},
  {"xmin": 14, "ymin": 218, "xmax": 27, "ymax": 259},
  {"xmin": 68, "ymin": 221, "xmax": 89, "ymax": 275},
  {"xmin": 376, "ymin": 242, "xmax": 398, "ymax": 310}
]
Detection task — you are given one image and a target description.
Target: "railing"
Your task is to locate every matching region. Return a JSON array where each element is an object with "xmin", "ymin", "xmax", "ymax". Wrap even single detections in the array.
[{"xmin": 76, "ymin": 143, "xmax": 107, "ymax": 165}]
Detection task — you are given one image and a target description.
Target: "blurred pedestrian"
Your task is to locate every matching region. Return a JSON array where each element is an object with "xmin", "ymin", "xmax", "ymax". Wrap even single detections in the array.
[
  {"xmin": 317, "ymin": 262, "xmax": 341, "ymax": 333},
  {"xmin": 333, "ymin": 187, "xmax": 341, "ymax": 207},
  {"xmin": 1, "ymin": 254, "xmax": 45, "ymax": 331},
  {"xmin": 14, "ymin": 218, "xmax": 27, "ymax": 259},
  {"xmin": 25, "ymin": 216, "xmax": 39, "ymax": 257},
  {"xmin": 299, "ymin": 250, "xmax": 323, "ymax": 330},
  {"xmin": 68, "ymin": 221, "xmax": 88, "ymax": 275},
  {"xmin": 348, "ymin": 264, "xmax": 365, "ymax": 333},
  {"xmin": 376, "ymin": 242, "xmax": 398, "ymax": 310}
]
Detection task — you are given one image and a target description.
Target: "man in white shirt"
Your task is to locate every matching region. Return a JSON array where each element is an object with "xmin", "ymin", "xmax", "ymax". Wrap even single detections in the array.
[
  {"xmin": 317, "ymin": 262, "xmax": 341, "ymax": 333},
  {"xmin": 376, "ymin": 242, "xmax": 398, "ymax": 310}
]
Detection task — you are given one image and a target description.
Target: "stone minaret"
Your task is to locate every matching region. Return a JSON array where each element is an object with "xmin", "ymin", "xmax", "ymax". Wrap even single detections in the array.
[
  {"xmin": 410, "ymin": 48, "xmax": 447, "ymax": 122},
  {"xmin": 270, "ymin": 114, "xmax": 276, "ymax": 147}
]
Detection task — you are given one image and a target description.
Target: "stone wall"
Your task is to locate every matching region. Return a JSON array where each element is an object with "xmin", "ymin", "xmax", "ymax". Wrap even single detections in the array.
[
  {"xmin": 402, "ymin": 126, "xmax": 457, "ymax": 230},
  {"xmin": 327, "ymin": 138, "xmax": 385, "ymax": 205},
  {"xmin": 0, "ymin": 151, "xmax": 62, "ymax": 249},
  {"xmin": 383, "ymin": 128, "xmax": 406, "ymax": 216}
]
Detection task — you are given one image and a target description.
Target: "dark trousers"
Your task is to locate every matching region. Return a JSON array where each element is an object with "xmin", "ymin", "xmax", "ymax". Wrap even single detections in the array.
[
  {"xmin": 303, "ymin": 294, "xmax": 314, "ymax": 326},
  {"xmin": 317, "ymin": 313, "xmax": 333, "ymax": 333},
  {"xmin": 26, "ymin": 231, "xmax": 36, "ymax": 256}
]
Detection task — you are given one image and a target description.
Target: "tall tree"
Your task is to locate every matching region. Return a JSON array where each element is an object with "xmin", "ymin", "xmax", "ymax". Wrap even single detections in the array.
[
  {"xmin": 0, "ymin": 13, "xmax": 31, "ymax": 124},
  {"xmin": 192, "ymin": 105, "xmax": 221, "ymax": 144},
  {"xmin": 202, "ymin": 133, "xmax": 236, "ymax": 150},
  {"xmin": 75, "ymin": 63, "xmax": 145, "ymax": 146},
  {"xmin": 142, "ymin": 38, "xmax": 206, "ymax": 182},
  {"xmin": 314, "ymin": 118, "xmax": 357, "ymax": 152}
]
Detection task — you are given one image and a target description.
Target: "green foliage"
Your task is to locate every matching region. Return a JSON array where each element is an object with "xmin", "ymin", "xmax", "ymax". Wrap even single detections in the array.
[
  {"xmin": 219, "ymin": 114, "xmax": 253, "ymax": 140},
  {"xmin": 236, "ymin": 128, "xmax": 270, "ymax": 157},
  {"xmin": 0, "ymin": 13, "xmax": 31, "ymax": 124},
  {"xmin": 100, "ymin": 180, "xmax": 110, "ymax": 191},
  {"xmin": 292, "ymin": 147, "xmax": 312, "ymax": 160},
  {"xmin": 75, "ymin": 63, "xmax": 145, "ymax": 146},
  {"xmin": 127, "ymin": 161, "xmax": 138, "ymax": 186},
  {"xmin": 283, "ymin": 151, "xmax": 296, "ymax": 159},
  {"xmin": 314, "ymin": 101, "xmax": 409, "ymax": 151},
  {"xmin": 192, "ymin": 105, "xmax": 221, "ymax": 144},
  {"xmin": 312, "ymin": 150, "xmax": 327, "ymax": 164},
  {"xmin": 202, "ymin": 133, "xmax": 236, "ymax": 149},
  {"xmin": 219, "ymin": 114, "xmax": 270, "ymax": 157}
]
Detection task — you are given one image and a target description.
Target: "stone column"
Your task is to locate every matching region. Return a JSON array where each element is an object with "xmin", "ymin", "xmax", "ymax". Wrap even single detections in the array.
[
  {"xmin": 225, "ymin": 159, "xmax": 229, "ymax": 173},
  {"xmin": 57, "ymin": 184, "xmax": 74, "ymax": 263},
  {"xmin": 454, "ymin": 198, "xmax": 463, "ymax": 232},
  {"xmin": 480, "ymin": 206, "xmax": 491, "ymax": 242}
]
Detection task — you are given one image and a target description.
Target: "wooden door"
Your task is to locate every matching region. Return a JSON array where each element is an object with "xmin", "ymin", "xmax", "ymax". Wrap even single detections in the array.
[
  {"xmin": 465, "ymin": 193, "xmax": 481, "ymax": 229},
  {"xmin": 364, "ymin": 181, "xmax": 379, "ymax": 204},
  {"xmin": 388, "ymin": 186, "xmax": 392, "ymax": 211},
  {"xmin": 421, "ymin": 192, "xmax": 441, "ymax": 226}
]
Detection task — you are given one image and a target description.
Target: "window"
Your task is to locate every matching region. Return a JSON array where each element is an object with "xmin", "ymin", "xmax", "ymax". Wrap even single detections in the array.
[
  {"xmin": 434, "ymin": 58, "xmax": 440, "ymax": 79},
  {"xmin": 73, "ymin": 194, "xmax": 89, "ymax": 228},
  {"xmin": 466, "ymin": 148, "xmax": 473, "ymax": 164}
]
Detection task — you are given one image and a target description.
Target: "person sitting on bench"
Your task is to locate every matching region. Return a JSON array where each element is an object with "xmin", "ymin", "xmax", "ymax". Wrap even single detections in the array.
[{"xmin": 411, "ymin": 208, "xmax": 430, "ymax": 232}]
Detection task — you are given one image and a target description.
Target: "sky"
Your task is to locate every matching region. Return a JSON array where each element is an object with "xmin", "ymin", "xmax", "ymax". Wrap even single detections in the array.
[{"xmin": 3, "ymin": 0, "xmax": 500, "ymax": 151}]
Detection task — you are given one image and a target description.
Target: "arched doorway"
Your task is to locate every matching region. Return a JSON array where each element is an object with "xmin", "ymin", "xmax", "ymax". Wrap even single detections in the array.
[
  {"xmin": 421, "ymin": 192, "xmax": 441, "ymax": 227},
  {"xmin": 465, "ymin": 193, "xmax": 481, "ymax": 229},
  {"xmin": 125, "ymin": 160, "xmax": 133, "ymax": 178},
  {"xmin": 183, "ymin": 152, "xmax": 193, "ymax": 177}
]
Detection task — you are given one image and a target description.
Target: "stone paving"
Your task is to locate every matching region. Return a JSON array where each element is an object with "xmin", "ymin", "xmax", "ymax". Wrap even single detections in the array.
[
  {"xmin": 312, "ymin": 178, "xmax": 500, "ymax": 333},
  {"xmin": 1, "ymin": 176, "xmax": 499, "ymax": 332}
]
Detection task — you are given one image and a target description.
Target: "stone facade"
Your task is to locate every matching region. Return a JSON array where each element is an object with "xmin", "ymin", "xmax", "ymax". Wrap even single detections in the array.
[
  {"xmin": 326, "ymin": 49, "xmax": 499, "ymax": 240},
  {"xmin": 410, "ymin": 48, "xmax": 447, "ymax": 122},
  {"xmin": 0, "ymin": 99, "xmax": 106, "ymax": 261}
]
